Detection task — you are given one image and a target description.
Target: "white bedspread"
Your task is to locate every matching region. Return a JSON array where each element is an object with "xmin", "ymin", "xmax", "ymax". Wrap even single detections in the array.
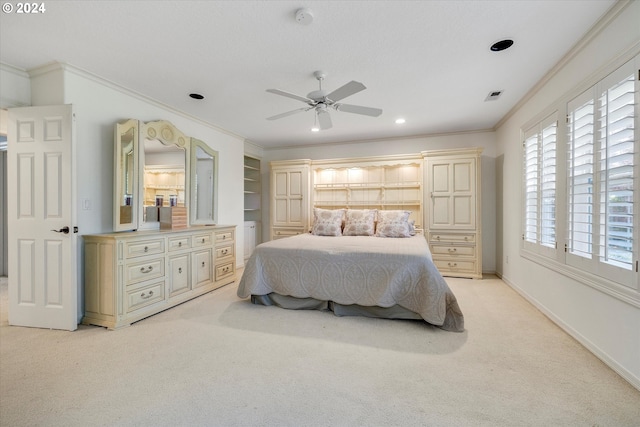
[{"xmin": 237, "ymin": 234, "xmax": 464, "ymax": 331}]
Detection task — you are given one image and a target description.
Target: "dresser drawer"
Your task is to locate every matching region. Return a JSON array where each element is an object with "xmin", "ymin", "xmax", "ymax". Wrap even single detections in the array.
[
  {"xmin": 272, "ymin": 228, "xmax": 305, "ymax": 239},
  {"xmin": 126, "ymin": 281, "xmax": 165, "ymax": 313},
  {"xmin": 430, "ymin": 233, "xmax": 475, "ymax": 244},
  {"xmin": 215, "ymin": 262, "xmax": 235, "ymax": 281},
  {"xmin": 168, "ymin": 236, "xmax": 191, "ymax": 252},
  {"xmin": 126, "ymin": 257, "xmax": 165, "ymax": 284},
  {"xmin": 216, "ymin": 244, "xmax": 234, "ymax": 260},
  {"xmin": 433, "ymin": 259, "xmax": 477, "ymax": 274},
  {"xmin": 215, "ymin": 230, "xmax": 234, "ymax": 244},
  {"xmin": 430, "ymin": 245, "xmax": 476, "ymax": 257},
  {"xmin": 192, "ymin": 233, "xmax": 212, "ymax": 247},
  {"xmin": 125, "ymin": 238, "xmax": 165, "ymax": 258}
]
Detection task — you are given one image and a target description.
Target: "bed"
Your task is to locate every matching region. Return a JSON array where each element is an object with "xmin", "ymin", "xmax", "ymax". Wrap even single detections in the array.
[{"xmin": 237, "ymin": 230, "xmax": 464, "ymax": 332}]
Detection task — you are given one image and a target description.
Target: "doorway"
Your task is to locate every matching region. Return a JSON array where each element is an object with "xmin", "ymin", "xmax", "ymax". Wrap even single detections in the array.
[{"xmin": 1, "ymin": 108, "xmax": 7, "ymax": 277}]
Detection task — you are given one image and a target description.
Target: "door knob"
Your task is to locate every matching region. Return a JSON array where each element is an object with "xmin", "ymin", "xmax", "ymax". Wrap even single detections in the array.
[{"xmin": 51, "ymin": 226, "xmax": 70, "ymax": 234}]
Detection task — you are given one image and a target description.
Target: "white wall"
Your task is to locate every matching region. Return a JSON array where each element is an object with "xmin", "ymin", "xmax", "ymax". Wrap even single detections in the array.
[
  {"xmin": 0, "ymin": 63, "xmax": 30, "ymax": 108},
  {"xmin": 263, "ymin": 131, "xmax": 497, "ymax": 273},
  {"xmin": 495, "ymin": 1, "xmax": 640, "ymax": 389},
  {"xmin": 25, "ymin": 63, "xmax": 246, "ymax": 321}
]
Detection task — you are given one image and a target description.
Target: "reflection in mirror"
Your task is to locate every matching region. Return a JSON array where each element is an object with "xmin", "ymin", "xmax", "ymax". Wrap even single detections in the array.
[
  {"xmin": 190, "ymin": 138, "xmax": 218, "ymax": 225},
  {"xmin": 142, "ymin": 138, "xmax": 186, "ymax": 225},
  {"xmin": 114, "ymin": 119, "xmax": 138, "ymax": 231}
]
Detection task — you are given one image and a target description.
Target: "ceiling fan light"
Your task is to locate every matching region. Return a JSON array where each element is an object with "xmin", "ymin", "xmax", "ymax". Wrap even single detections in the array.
[
  {"xmin": 395, "ymin": 118, "xmax": 406, "ymax": 124},
  {"xmin": 311, "ymin": 126, "xmax": 320, "ymax": 132}
]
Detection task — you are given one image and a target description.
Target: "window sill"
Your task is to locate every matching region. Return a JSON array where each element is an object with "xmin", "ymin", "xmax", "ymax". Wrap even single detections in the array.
[{"xmin": 520, "ymin": 249, "xmax": 640, "ymax": 308}]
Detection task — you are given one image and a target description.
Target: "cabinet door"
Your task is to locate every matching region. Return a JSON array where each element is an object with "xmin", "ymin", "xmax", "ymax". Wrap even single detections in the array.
[
  {"xmin": 193, "ymin": 249, "xmax": 212, "ymax": 288},
  {"xmin": 272, "ymin": 168, "xmax": 307, "ymax": 227},
  {"xmin": 169, "ymin": 254, "xmax": 190, "ymax": 297},
  {"xmin": 244, "ymin": 222, "xmax": 256, "ymax": 260},
  {"xmin": 428, "ymin": 158, "xmax": 476, "ymax": 229}
]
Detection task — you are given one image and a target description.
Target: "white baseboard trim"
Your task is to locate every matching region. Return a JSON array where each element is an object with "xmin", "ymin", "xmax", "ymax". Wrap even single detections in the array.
[{"xmin": 500, "ymin": 274, "xmax": 640, "ymax": 392}]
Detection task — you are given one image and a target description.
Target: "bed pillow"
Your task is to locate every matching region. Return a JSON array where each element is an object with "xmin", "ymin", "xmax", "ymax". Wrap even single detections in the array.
[
  {"xmin": 343, "ymin": 209, "xmax": 377, "ymax": 236},
  {"xmin": 375, "ymin": 210, "xmax": 412, "ymax": 238},
  {"xmin": 311, "ymin": 208, "xmax": 345, "ymax": 236}
]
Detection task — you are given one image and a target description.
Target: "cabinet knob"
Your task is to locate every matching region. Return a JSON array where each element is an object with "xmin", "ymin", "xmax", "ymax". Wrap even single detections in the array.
[
  {"xmin": 144, "ymin": 246, "xmax": 149, "ymax": 252},
  {"xmin": 201, "ymin": 238, "xmax": 205, "ymax": 243},
  {"xmin": 140, "ymin": 290, "xmax": 154, "ymax": 299},
  {"xmin": 178, "ymin": 242, "xmax": 182, "ymax": 247},
  {"xmin": 140, "ymin": 266, "xmax": 153, "ymax": 273},
  {"xmin": 202, "ymin": 261, "xmax": 206, "ymax": 267},
  {"xmin": 178, "ymin": 267, "xmax": 182, "ymax": 274}
]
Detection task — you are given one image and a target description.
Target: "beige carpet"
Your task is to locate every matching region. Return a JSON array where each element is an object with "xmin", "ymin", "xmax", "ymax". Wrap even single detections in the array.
[{"xmin": 0, "ymin": 273, "xmax": 638, "ymax": 426}]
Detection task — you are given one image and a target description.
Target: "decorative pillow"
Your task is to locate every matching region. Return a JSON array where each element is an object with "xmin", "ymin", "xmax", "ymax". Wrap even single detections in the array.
[
  {"xmin": 311, "ymin": 208, "xmax": 345, "ymax": 236},
  {"xmin": 375, "ymin": 210, "xmax": 412, "ymax": 238},
  {"xmin": 343, "ymin": 209, "xmax": 377, "ymax": 236}
]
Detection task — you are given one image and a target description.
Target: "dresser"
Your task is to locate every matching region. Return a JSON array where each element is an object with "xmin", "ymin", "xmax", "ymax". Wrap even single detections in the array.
[{"xmin": 83, "ymin": 225, "xmax": 236, "ymax": 329}]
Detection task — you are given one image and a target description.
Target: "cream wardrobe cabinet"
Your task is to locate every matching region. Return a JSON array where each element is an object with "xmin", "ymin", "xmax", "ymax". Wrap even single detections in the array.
[
  {"xmin": 270, "ymin": 160, "xmax": 311, "ymax": 239},
  {"xmin": 83, "ymin": 225, "xmax": 235, "ymax": 329},
  {"xmin": 423, "ymin": 148, "xmax": 483, "ymax": 279}
]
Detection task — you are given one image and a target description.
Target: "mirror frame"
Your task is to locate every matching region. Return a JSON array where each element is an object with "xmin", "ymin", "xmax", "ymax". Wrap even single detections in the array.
[
  {"xmin": 114, "ymin": 119, "xmax": 139, "ymax": 232},
  {"xmin": 190, "ymin": 138, "xmax": 219, "ymax": 225},
  {"xmin": 138, "ymin": 120, "xmax": 190, "ymax": 230}
]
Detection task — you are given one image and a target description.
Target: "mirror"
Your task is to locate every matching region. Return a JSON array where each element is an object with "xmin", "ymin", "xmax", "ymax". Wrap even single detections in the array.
[
  {"xmin": 138, "ymin": 121, "xmax": 189, "ymax": 230},
  {"xmin": 114, "ymin": 119, "xmax": 138, "ymax": 231},
  {"xmin": 190, "ymin": 138, "xmax": 218, "ymax": 225}
]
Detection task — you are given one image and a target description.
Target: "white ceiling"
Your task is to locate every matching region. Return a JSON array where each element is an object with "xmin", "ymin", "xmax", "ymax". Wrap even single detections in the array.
[{"xmin": 0, "ymin": 1, "xmax": 616, "ymax": 148}]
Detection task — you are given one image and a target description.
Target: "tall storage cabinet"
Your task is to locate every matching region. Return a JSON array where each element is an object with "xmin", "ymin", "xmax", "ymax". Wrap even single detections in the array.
[
  {"xmin": 270, "ymin": 160, "xmax": 311, "ymax": 239},
  {"xmin": 423, "ymin": 148, "xmax": 483, "ymax": 279}
]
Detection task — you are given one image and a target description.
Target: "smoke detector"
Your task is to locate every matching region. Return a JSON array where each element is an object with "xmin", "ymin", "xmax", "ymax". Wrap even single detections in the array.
[{"xmin": 295, "ymin": 8, "xmax": 314, "ymax": 25}]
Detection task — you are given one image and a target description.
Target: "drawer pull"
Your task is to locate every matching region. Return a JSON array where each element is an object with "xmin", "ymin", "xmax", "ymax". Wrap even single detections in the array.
[
  {"xmin": 223, "ymin": 235, "xmax": 227, "ymax": 240},
  {"xmin": 201, "ymin": 238, "xmax": 206, "ymax": 243},
  {"xmin": 448, "ymin": 248, "xmax": 457, "ymax": 253},
  {"xmin": 178, "ymin": 267, "xmax": 182, "ymax": 274},
  {"xmin": 178, "ymin": 242, "xmax": 182, "ymax": 247},
  {"xmin": 222, "ymin": 249, "xmax": 228, "ymax": 255},
  {"xmin": 144, "ymin": 246, "xmax": 149, "ymax": 252},
  {"xmin": 202, "ymin": 261, "xmax": 206, "ymax": 267},
  {"xmin": 140, "ymin": 266, "xmax": 153, "ymax": 273},
  {"xmin": 140, "ymin": 290, "xmax": 154, "ymax": 299},
  {"xmin": 435, "ymin": 236, "xmax": 440, "ymax": 240},
  {"xmin": 447, "ymin": 262, "xmax": 458, "ymax": 268},
  {"xmin": 464, "ymin": 236, "xmax": 469, "ymax": 241}
]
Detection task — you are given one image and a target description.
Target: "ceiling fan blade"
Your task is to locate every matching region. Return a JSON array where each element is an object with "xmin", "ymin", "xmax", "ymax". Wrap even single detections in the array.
[
  {"xmin": 326, "ymin": 81, "xmax": 366, "ymax": 102},
  {"xmin": 266, "ymin": 107, "xmax": 309, "ymax": 121},
  {"xmin": 317, "ymin": 109, "xmax": 332, "ymax": 130},
  {"xmin": 336, "ymin": 103, "xmax": 383, "ymax": 117},
  {"xmin": 266, "ymin": 89, "xmax": 313, "ymax": 104}
]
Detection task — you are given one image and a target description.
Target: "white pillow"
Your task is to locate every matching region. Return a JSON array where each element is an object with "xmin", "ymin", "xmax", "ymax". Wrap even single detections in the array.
[
  {"xmin": 375, "ymin": 210, "xmax": 412, "ymax": 238},
  {"xmin": 343, "ymin": 209, "xmax": 376, "ymax": 236},
  {"xmin": 311, "ymin": 208, "xmax": 345, "ymax": 236}
]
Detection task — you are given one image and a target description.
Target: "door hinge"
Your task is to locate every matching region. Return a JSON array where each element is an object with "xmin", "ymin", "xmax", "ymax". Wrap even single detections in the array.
[
  {"xmin": 636, "ymin": 260, "xmax": 638, "ymax": 272},
  {"xmin": 564, "ymin": 243, "xmax": 568, "ymax": 253}
]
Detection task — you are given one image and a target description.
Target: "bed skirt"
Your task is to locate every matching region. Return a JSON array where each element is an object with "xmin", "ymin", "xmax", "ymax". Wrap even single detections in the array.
[{"xmin": 251, "ymin": 293, "xmax": 427, "ymax": 322}]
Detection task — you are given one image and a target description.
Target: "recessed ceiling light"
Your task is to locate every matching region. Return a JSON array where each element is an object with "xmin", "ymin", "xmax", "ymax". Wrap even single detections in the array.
[
  {"xmin": 395, "ymin": 118, "xmax": 406, "ymax": 124},
  {"xmin": 490, "ymin": 39, "xmax": 514, "ymax": 52},
  {"xmin": 311, "ymin": 126, "xmax": 320, "ymax": 132},
  {"xmin": 189, "ymin": 93, "xmax": 205, "ymax": 100}
]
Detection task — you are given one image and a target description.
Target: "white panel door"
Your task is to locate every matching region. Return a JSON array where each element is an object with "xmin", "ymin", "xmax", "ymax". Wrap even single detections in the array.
[{"xmin": 8, "ymin": 105, "xmax": 77, "ymax": 331}]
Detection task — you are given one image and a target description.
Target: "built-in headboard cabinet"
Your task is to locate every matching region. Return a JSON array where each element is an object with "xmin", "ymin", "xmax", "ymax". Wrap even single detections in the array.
[{"xmin": 269, "ymin": 148, "xmax": 482, "ymax": 279}]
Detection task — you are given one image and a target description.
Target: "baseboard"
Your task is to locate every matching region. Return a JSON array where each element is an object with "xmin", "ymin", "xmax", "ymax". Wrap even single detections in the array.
[{"xmin": 500, "ymin": 274, "xmax": 640, "ymax": 392}]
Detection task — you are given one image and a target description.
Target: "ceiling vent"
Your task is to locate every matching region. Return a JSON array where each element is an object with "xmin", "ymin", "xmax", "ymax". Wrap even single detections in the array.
[{"xmin": 485, "ymin": 90, "xmax": 503, "ymax": 101}]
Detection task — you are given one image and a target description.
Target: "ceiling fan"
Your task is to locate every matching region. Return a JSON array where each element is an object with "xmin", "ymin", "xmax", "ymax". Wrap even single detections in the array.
[{"xmin": 266, "ymin": 71, "xmax": 383, "ymax": 131}]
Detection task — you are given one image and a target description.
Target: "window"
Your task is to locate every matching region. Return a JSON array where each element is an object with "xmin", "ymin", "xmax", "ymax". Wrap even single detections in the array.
[
  {"xmin": 566, "ymin": 60, "xmax": 637, "ymax": 287},
  {"xmin": 523, "ymin": 114, "xmax": 558, "ymax": 256},
  {"xmin": 522, "ymin": 54, "xmax": 639, "ymax": 293}
]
